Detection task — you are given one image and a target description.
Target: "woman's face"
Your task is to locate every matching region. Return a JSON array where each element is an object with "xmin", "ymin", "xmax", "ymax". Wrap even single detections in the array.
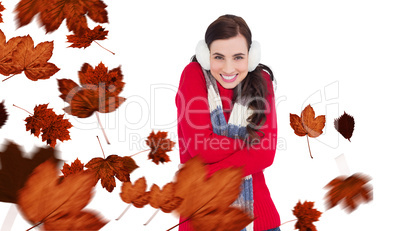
[{"xmin": 209, "ymin": 34, "xmax": 249, "ymax": 89}]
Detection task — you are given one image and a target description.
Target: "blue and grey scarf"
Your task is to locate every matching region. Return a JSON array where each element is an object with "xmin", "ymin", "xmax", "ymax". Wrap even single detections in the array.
[{"xmin": 203, "ymin": 69, "xmax": 254, "ymax": 231}]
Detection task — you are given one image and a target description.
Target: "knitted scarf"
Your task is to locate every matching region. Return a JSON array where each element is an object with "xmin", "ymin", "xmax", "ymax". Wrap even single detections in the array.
[{"xmin": 203, "ymin": 69, "xmax": 254, "ymax": 231}]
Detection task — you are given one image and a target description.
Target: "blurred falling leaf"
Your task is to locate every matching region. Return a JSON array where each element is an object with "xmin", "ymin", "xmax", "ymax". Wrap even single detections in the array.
[
  {"xmin": 0, "ymin": 141, "xmax": 59, "ymax": 203},
  {"xmin": 25, "ymin": 104, "xmax": 72, "ymax": 147},
  {"xmin": 120, "ymin": 177, "xmax": 150, "ymax": 208},
  {"xmin": 334, "ymin": 111, "xmax": 355, "ymax": 141},
  {"xmin": 149, "ymin": 182, "xmax": 183, "ymax": 213},
  {"xmin": 85, "ymin": 155, "xmax": 138, "ymax": 192},
  {"xmin": 173, "ymin": 156, "xmax": 253, "ymax": 230},
  {"xmin": 146, "ymin": 130, "xmax": 175, "ymax": 165},
  {"xmin": 0, "ymin": 100, "xmax": 8, "ymax": 128},
  {"xmin": 324, "ymin": 173, "xmax": 373, "ymax": 212},
  {"xmin": 15, "ymin": 0, "xmax": 108, "ymax": 35},
  {"xmin": 292, "ymin": 200, "xmax": 322, "ymax": 231},
  {"xmin": 17, "ymin": 160, "xmax": 107, "ymax": 230},
  {"xmin": 290, "ymin": 104, "xmax": 326, "ymax": 158}
]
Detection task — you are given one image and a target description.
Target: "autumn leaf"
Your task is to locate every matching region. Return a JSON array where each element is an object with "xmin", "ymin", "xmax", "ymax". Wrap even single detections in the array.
[
  {"xmin": 290, "ymin": 104, "xmax": 326, "ymax": 158},
  {"xmin": 146, "ymin": 130, "xmax": 176, "ymax": 165},
  {"xmin": 3, "ymin": 35, "xmax": 60, "ymax": 81},
  {"xmin": 0, "ymin": 141, "xmax": 60, "ymax": 203},
  {"xmin": 324, "ymin": 173, "xmax": 373, "ymax": 213},
  {"xmin": 172, "ymin": 156, "xmax": 253, "ymax": 231},
  {"xmin": 0, "ymin": 2, "xmax": 4, "ymax": 23},
  {"xmin": 120, "ymin": 177, "xmax": 150, "ymax": 208},
  {"xmin": 67, "ymin": 25, "xmax": 113, "ymax": 54},
  {"xmin": 0, "ymin": 100, "xmax": 8, "ymax": 128},
  {"xmin": 61, "ymin": 158, "xmax": 84, "ymax": 177},
  {"xmin": 15, "ymin": 0, "xmax": 108, "ymax": 36},
  {"xmin": 149, "ymin": 182, "xmax": 183, "ymax": 213},
  {"xmin": 57, "ymin": 62, "xmax": 126, "ymax": 118},
  {"xmin": 25, "ymin": 104, "xmax": 72, "ymax": 147},
  {"xmin": 292, "ymin": 200, "xmax": 322, "ymax": 231},
  {"xmin": 85, "ymin": 155, "xmax": 138, "ymax": 192},
  {"xmin": 17, "ymin": 160, "xmax": 107, "ymax": 230},
  {"xmin": 334, "ymin": 111, "xmax": 355, "ymax": 141},
  {"xmin": 0, "ymin": 29, "xmax": 24, "ymax": 76}
]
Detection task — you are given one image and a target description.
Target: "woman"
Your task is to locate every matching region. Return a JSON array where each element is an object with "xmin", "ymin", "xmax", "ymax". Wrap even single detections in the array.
[{"xmin": 175, "ymin": 14, "xmax": 280, "ymax": 231}]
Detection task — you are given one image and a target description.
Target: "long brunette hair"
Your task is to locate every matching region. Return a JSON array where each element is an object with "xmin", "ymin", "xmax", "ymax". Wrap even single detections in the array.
[{"xmin": 192, "ymin": 14, "xmax": 274, "ymax": 143}]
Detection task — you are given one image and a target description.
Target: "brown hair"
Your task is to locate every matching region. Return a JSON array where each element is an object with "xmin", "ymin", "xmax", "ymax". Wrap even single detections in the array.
[{"xmin": 192, "ymin": 14, "xmax": 275, "ymax": 144}]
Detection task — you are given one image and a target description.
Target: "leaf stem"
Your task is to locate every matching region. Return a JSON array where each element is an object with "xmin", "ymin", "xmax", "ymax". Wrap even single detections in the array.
[
  {"xmin": 95, "ymin": 111, "xmax": 110, "ymax": 145},
  {"xmin": 94, "ymin": 41, "xmax": 115, "ymax": 55},
  {"xmin": 96, "ymin": 136, "xmax": 106, "ymax": 158},
  {"xmin": 306, "ymin": 136, "xmax": 313, "ymax": 159},
  {"xmin": 2, "ymin": 74, "xmax": 17, "ymax": 82},
  {"xmin": 115, "ymin": 204, "xmax": 131, "ymax": 221},
  {"xmin": 13, "ymin": 104, "xmax": 33, "ymax": 115},
  {"xmin": 144, "ymin": 209, "xmax": 160, "ymax": 226},
  {"xmin": 130, "ymin": 149, "xmax": 151, "ymax": 157},
  {"xmin": 280, "ymin": 218, "xmax": 297, "ymax": 226}
]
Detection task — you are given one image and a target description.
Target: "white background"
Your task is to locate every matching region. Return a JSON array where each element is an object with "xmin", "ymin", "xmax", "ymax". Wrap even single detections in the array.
[{"xmin": 0, "ymin": 0, "xmax": 401, "ymax": 230}]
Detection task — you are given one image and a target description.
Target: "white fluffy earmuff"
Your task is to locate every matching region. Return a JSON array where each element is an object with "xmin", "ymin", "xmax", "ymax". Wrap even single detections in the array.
[{"xmin": 195, "ymin": 40, "xmax": 261, "ymax": 72}]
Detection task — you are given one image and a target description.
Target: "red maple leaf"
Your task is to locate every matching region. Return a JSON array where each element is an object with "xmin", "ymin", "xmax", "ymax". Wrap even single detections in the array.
[
  {"xmin": 61, "ymin": 158, "xmax": 85, "ymax": 177},
  {"xmin": 146, "ymin": 130, "xmax": 175, "ymax": 165},
  {"xmin": 0, "ymin": 2, "xmax": 5, "ymax": 23},
  {"xmin": 67, "ymin": 25, "xmax": 110, "ymax": 50},
  {"xmin": 25, "ymin": 104, "xmax": 72, "ymax": 147},
  {"xmin": 292, "ymin": 200, "xmax": 322, "ymax": 231}
]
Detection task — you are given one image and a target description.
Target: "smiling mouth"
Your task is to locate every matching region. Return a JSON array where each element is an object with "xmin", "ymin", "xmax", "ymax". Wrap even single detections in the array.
[{"xmin": 220, "ymin": 74, "xmax": 238, "ymax": 83}]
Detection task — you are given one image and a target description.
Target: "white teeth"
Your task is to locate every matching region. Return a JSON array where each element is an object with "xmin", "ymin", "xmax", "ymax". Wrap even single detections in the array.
[{"xmin": 221, "ymin": 74, "xmax": 237, "ymax": 80}]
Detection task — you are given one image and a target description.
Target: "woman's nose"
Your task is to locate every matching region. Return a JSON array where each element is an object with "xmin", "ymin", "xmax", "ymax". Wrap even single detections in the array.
[{"xmin": 222, "ymin": 60, "xmax": 235, "ymax": 74}]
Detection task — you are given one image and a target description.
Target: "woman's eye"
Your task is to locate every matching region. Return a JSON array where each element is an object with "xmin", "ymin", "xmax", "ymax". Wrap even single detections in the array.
[
  {"xmin": 234, "ymin": 56, "xmax": 244, "ymax": 60},
  {"xmin": 214, "ymin": 56, "xmax": 224, "ymax": 60}
]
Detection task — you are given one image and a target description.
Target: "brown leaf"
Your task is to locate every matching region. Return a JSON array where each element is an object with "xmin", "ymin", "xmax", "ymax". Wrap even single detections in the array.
[
  {"xmin": 17, "ymin": 160, "xmax": 107, "ymax": 229},
  {"xmin": 120, "ymin": 177, "xmax": 150, "ymax": 208},
  {"xmin": 290, "ymin": 104, "xmax": 326, "ymax": 138},
  {"xmin": 85, "ymin": 155, "xmax": 138, "ymax": 192},
  {"xmin": 174, "ymin": 156, "xmax": 253, "ymax": 230},
  {"xmin": 57, "ymin": 62, "xmax": 126, "ymax": 118},
  {"xmin": 149, "ymin": 183, "xmax": 183, "ymax": 213},
  {"xmin": 0, "ymin": 100, "xmax": 8, "ymax": 128},
  {"xmin": 0, "ymin": 29, "xmax": 24, "ymax": 76},
  {"xmin": 61, "ymin": 158, "xmax": 84, "ymax": 177},
  {"xmin": 324, "ymin": 173, "xmax": 373, "ymax": 212},
  {"xmin": 15, "ymin": 0, "xmax": 108, "ymax": 35},
  {"xmin": 67, "ymin": 25, "xmax": 108, "ymax": 49},
  {"xmin": 0, "ymin": 141, "xmax": 59, "ymax": 203},
  {"xmin": 146, "ymin": 130, "xmax": 175, "ymax": 165},
  {"xmin": 292, "ymin": 200, "xmax": 322, "ymax": 231},
  {"xmin": 0, "ymin": 2, "xmax": 5, "ymax": 23},
  {"xmin": 43, "ymin": 210, "xmax": 107, "ymax": 230},
  {"xmin": 25, "ymin": 104, "xmax": 73, "ymax": 147},
  {"xmin": 334, "ymin": 111, "xmax": 355, "ymax": 141},
  {"xmin": 10, "ymin": 35, "xmax": 59, "ymax": 81}
]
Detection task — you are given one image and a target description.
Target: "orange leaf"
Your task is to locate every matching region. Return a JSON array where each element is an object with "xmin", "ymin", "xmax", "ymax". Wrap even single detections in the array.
[
  {"xmin": 57, "ymin": 62, "xmax": 126, "ymax": 118},
  {"xmin": 324, "ymin": 173, "xmax": 373, "ymax": 212},
  {"xmin": 120, "ymin": 177, "xmax": 150, "ymax": 208},
  {"xmin": 292, "ymin": 200, "xmax": 322, "ymax": 231},
  {"xmin": 25, "ymin": 104, "xmax": 72, "ymax": 147},
  {"xmin": 146, "ymin": 130, "xmax": 175, "ymax": 165},
  {"xmin": 9, "ymin": 35, "xmax": 59, "ymax": 81},
  {"xmin": 67, "ymin": 25, "xmax": 108, "ymax": 48},
  {"xmin": 149, "ymin": 183, "xmax": 183, "ymax": 213},
  {"xmin": 17, "ymin": 160, "xmax": 107, "ymax": 229},
  {"xmin": 290, "ymin": 104, "xmax": 326, "ymax": 138},
  {"xmin": 85, "ymin": 155, "xmax": 138, "ymax": 192},
  {"xmin": 61, "ymin": 158, "xmax": 84, "ymax": 177},
  {"xmin": 0, "ymin": 29, "xmax": 24, "ymax": 76},
  {"xmin": 15, "ymin": 0, "xmax": 108, "ymax": 35},
  {"xmin": 173, "ymin": 156, "xmax": 253, "ymax": 230}
]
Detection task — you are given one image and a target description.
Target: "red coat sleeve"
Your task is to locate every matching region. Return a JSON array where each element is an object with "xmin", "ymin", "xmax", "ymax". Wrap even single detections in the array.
[
  {"xmin": 176, "ymin": 62, "xmax": 246, "ymax": 164},
  {"xmin": 207, "ymin": 70, "xmax": 278, "ymax": 177}
]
